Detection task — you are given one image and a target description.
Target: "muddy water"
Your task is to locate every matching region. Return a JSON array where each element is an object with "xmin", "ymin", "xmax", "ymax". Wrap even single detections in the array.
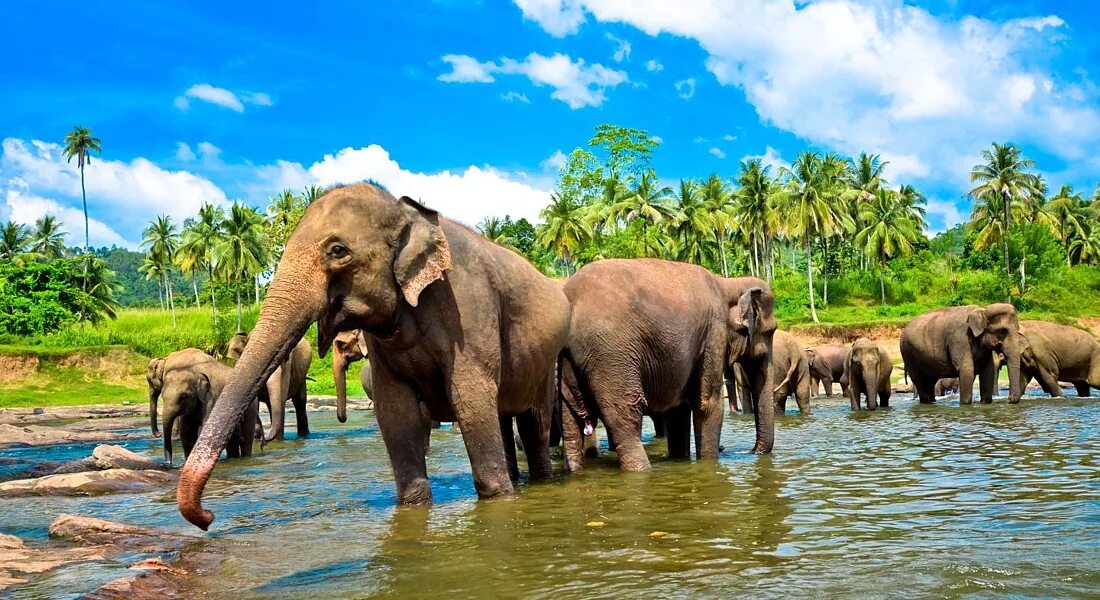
[{"xmin": 2, "ymin": 393, "xmax": 1098, "ymax": 598}]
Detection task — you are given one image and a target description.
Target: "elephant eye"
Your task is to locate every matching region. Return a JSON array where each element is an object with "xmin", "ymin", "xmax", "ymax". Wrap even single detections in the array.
[{"xmin": 327, "ymin": 243, "xmax": 350, "ymax": 260}]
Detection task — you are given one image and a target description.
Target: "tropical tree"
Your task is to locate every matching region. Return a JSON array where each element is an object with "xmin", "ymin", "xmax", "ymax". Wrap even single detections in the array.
[
  {"xmin": 735, "ymin": 159, "xmax": 780, "ymax": 281},
  {"xmin": 303, "ymin": 184, "xmax": 325, "ymax": 205},
  {"xmin": 140, "ymin": 215, "xmax": 180, "ymax": 326},
  {"xmin": 609, "ymin": 169, "xmax": 675, "ymax": 257},
  {"xmin": 537, "ymin": 193, "xmax": 589, "ymax": 274},
  {"xmin": 968, "ymin": 142, "xmax": 1042, "ymax": 277},
  {"xmin": 178, "ymin": 204, "xmax": 224, "ymax": 323},
  {"xmin": 79, "ymin": 255, "xmax": 122, "ymax": 324},
  {"xmin": 30, "ymin": 216, "xmax": 68, "ymax": 260},
  {"xmin": 817, "ymin": 153, "xmax": 855, "ymax": 304},
  {"xmin": 846, "ymin": 152, "xmax": 888, "ymax": 201},
  {"xmin": 700, "ymin": 174, "xmax": 734, "ymax": 276},
  {"xmin": 62, "ymin": 125, "xmax": 102, "ymax": 256},
  {"xmin": 266, "ymin": 188, "xmax": 306, "ymax": 264},
  {"xmin": 138, "ymin": 255, "xmax": 167, "ymax": 310},
  {"xmin": 216, "ymin": 203, "xmax": 267, "ymax": 329},
  {"xmin": 1043, "ymin": 185, "xmax": 1088, "ymax": 266},
  {"xmin": 856, "ymin": 188, "xmax": 920, "ymax": 304},
  {"xmin": 477, "ymin": 216, "xmax": 509, "ymax": 246},
  {"xmin": 0, "ymin": 221, "xmax": 30, "ymax": 262},
  {"xmin": 669, "ymin": 178, "xmax": 716, "ymax": 265}
]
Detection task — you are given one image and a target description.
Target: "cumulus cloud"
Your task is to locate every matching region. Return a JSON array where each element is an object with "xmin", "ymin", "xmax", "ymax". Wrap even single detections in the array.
[
  {"xmin": 512, "ymin": 0, "xmax": 1098, "ymax": 184},
  {"xmin": 437, "ymin": 52, "xmax": 628, "ymax": 108},
  {"xmin": 742, "ymin": 146, "xmax": 789, "ymax": 172},
  {"xmin": 675, "ymin": 78, "xmax": 695, "ymax": 99},
  {"xmin": 723, "ymin": 133, "xmax": 737, "ymax": 141},
  {"xmin": 607, "ymin": 33, "xmax": 631, "ymax": 62},
  {"xmin": 2, "ymin": 183, "xmax": 130, "ymax": 248},
  {"xmin": 174, "ymin": 84, "xmax": 273, "ymax": 112},
  {"xmin": 540, "ymin": 149, "xmax": 568, "ymax": 171},
  {"xmin": 175, "ymin": 142, "xmax": 196, "ymax": 162},
  {"xmin": 645, "ymin": 59, "xmax": 663, "ymax": 72},
  {"xmin": 501, "ymin": 91, "xmax": 531, "ymax": 103},
  {"xmin": 925, "ymin": 198, "xmax": 966, "ymax": 232},
  {"xmin": 709, "ymin": 147, "xmax": 726, "ymax": 159}
]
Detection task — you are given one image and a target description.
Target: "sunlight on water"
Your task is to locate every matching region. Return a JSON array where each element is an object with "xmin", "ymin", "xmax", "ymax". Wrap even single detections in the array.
[{"xmin": 2, "ymin": 393, "xmax": 1098, "ymax": 598}]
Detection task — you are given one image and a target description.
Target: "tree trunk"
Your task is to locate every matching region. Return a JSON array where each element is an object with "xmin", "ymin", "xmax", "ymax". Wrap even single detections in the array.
[
  {"xmin": 880, "ymin": 264, "xmax": 886, "ymax": 305},
  {"xmin": 193, "ymin": 278, "xmax": 200, "ymax": 308},
  {"xmin": 752, "ymin": 232, "xmax": 760, "ymax": 277},
  {"xmin": 208, "ymin": 264, "xmax": 217, "ymax": 326},
  {"xmin": 157, "ymin": 280, "xmax": 164, "ymax": 311},
  {"xmin": 807, "ymin": 237, "xmax": 819, "ymax": 323},
  {"xmin": 1019, "ymin": 257, "xmax": 1026, "ymax": 294},
  {"xmin": 164, "ymin": 274, "xmax": 177, "ymax": 328},
  {"xmin": 717, "ymin": 230, "xmax": 728, "ymax": 277},
  {"xmin": 1002, "ymin": 192, "xmax": 1011, "ymax": 278},
  {"xmin": 764, "ymin": 227, "xmax": 774, "ymax": 282},
  {"xmin": 235, "ymin": 282, "xmax": 243, "ymax": 331},
  {"xmin": 80, "ymin": 165, "xmax": 89, "ymax": 293},
  {"xmin": 254, "ymin": 275, "xmax": 260, "ymax": 305},
  {"xmin": 822, "ymin": 237, "xmax": 829, "ymax": 306}
]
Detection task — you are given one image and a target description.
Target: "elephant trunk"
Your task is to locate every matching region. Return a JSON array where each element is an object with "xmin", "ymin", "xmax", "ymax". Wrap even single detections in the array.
[
  {"xmin": 177, "ymin": 251, "xmax": 323, "ymax": 531},
  {"xmin": 865, "ymin": 369, "xmax": 879, "ymax": 410},
  {"xmin": 263, "ymin": 368, "xmax": 286, "ymax": 443},
  {"xmin": 751, "ymin": 335, "xmax": 776, "ymax": 453},
  {"xmin": 1004, "ymin": 343, "xmax": 1022, "ymax": 404},
  {"xmin": 334, "ymin": 353, "xmax": 349, "ymax": 423},
  {"xmin": 163, "ymin": 411, "xmax": 177, "ymax": 467},
  {"xmin": 149, "ymin": 394, "xmax": 161, "ymax": 438}
]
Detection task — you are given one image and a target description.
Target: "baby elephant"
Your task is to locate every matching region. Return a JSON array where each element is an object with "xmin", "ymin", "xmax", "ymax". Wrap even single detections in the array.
[
  {"xmin": 843, "ymin": 338, "xmax": 892, "ymax": 411},
  {"xmin": 159, "ymin": 361, "xmax": 260, "ymax": 467},
  {"xmin": 934, "ymin": 378, "xmax": 959, "ymax": 396}
]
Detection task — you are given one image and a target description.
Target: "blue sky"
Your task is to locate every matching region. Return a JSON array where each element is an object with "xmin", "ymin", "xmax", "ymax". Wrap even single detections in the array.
[{"xmin": 3, "ymin": 0, "xmax": 1100, "ymax": 248}]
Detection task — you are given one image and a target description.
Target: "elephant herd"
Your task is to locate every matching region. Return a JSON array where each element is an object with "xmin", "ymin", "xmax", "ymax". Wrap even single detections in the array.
[{"xmin": 161, "ymin": 183, "xmax": 1099, "ymax": 531}]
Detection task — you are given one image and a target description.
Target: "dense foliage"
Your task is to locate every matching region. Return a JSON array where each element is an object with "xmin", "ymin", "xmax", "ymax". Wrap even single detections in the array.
[{"xmin": 0, "ymin": 258, "xmax": 120, "ymax": 336}]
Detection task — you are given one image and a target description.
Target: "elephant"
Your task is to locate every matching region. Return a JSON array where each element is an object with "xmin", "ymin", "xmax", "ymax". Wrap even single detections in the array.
[
  {"xmin": 228, "ymin": 332, "xmax": 313, "ymax": 442},
  {"xmin": 147, "ymin": 348, "xmax": 216, "ymax": 438},
  {"xmin": 1017, "ymin": 320, "xmax": 1100, "ymax": 397},
  {"xmin": 178, "ymin": 183, "xmax": 571, "ymax": 530},
  {"xmin": 806, "ymin": 345, "xmax": 849, "ymax": 397},
  {"xmin": 160, "ymin": 361, "xmax": 260, "ymax": 467},
  {"xmin": 842, "ymin": 338, "xmax": 892, "ymax": 410},
  {"xmin": 770, "ymin": 330, "xmax": 810, "ymax": 414},
  {"xmin": 900, "ymin": 303, "xmax": 1023, "ymax": 405},
  {"xmin": 331, "ymin": 329, "xmax": 372, "ymax": 423},
  {"xmin": 934, "ymin": 378, "xmax": 959, "ymax": 396},
  {"xmin": 559, "ymin": 258, "xmax": 776, "ymax": 473}
]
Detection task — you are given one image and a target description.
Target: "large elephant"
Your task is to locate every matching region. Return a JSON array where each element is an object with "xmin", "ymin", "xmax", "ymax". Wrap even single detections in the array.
[
  {"xmin": 900, "ymin": 304, "xmax": 1023, "ymax": 404},
  {"xmin": 228, "ymin": 332, "xmax": 313, "ymax": 442},
  {"xmin": 160, "ymin": 361, "xmax": 260, "ymax": 466},
  {"xmin": 806, "ymin": 345, "xmax": 848, "ymax": 397},
  {"xmin": 178, "ymin": 184, "xmax": 570, "ymax": 530},
  {"xmin": 147, "ymin": 348, "xmax": 216, "ymax": 438},
  {"xmin": 1017, "ymin": 320, "xmax": 1100, "ymax": 396},
  {"xmin": 331, "ymin": 329, "xmax": 371, "ymax": 423},
  {"xmin": 770, "ymin": 330, "xmax": 810, "ymax": 414},
  {"xmin": 559, "ymin": 258, "xmax": 776, "ymax": 473},
  {"xmin": 842, "ymin": 338, "xmax": 892, "ymax": 410}
]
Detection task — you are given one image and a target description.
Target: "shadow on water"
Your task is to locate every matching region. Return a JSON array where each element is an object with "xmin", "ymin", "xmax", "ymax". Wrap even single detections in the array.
[{"xmin": 3, "ymin": 394, "xmax": 1099, "ymax": 597}]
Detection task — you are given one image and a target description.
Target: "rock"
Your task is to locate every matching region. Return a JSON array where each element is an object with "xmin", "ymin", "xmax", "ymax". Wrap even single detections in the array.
[
  {"xmin": 0, "ymin": 424, "xmax": 145, "ymax": 447},
  {"xmin": 49, "ymin": 514, "xmax": 186, "ymax": 548},
  {"xmin": 121, "ymin": 401, "xmax": 133, "ymax": 406},
  {"xmin": 82, "ymin": 570, "xmax": 181, "ymax": 600},
  {"xmin": 50, "ymin": 457, "xmax": 100, "ymax": 475},
  {"xmin": 0, "ymin": 469, "xmax": 175, "ymax": 498},
  {"xmin": 31, "ymin": 408, "xmax": 44, "ymax": 415},
  {"xmin": 0, "ymin": 530, "xmax": 106, "ymax": 593},
  {"xmin": 91, "ymin": 445, "xmax": 164, "ymax": 471}
]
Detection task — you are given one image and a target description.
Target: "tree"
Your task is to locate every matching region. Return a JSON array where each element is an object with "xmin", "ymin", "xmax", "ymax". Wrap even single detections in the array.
[
  {"xmin": 1043, "ymin": 185, "xmax": 1088, "ymax": 266},
  {"xmin": 303, "ymin": 184, "xmax": 325, "ymax": 205},
  {"xmin": 140, "ymin": 215, "xmax": 180, "ymax": 326},
  {"xmin": 968, "ymin": 142, "xmax": 1041, "ymax": 278},
  {"xmin": 587, "ymin": 124, "xmax": 660, "ymax": 178},
  {"xmin": 78, "ymin": 255, "xmax": 122, "ymax": 324},
  {"xmin": 537, "ymin": 194, "xmax": 589, "ymax": 274},
  {"xmin": 138, "ymin": 255, "xmax": 167, "ymax": 310},
  {"xmin": 846, "ymin": 152, "xmax": 888, "ymax": 201},
  {"xmin": 670, "ymin": 178, "xmax": 716, "ymax": 265},
  {"xmin": 216, "ymin": 203, "xmax": 266, "ymax": 329},
  {"xmin": 735, "ymin": 159, "xmax": 780, "ymax": 281},
  {"xmin": 178, "ymin": 203, "xmax": 224, "ymax": 323},
  {"xmin": 700, "ymin": 174, "xmax": 734, "ymax": 276},
  {"xmin": 609, "ymin": 169, "xmax": 675, "ymax": 257},
  {"xmin": 856, "ymin": 188, "xmax": 919, "ymax": 304},
  {"xmin": 0, "ymin": 221, "xmax": 30, "ymax": 262},
  {"xmin": 266, "ymin": 188, "xmax": 306, "ymax": 265},
  {"xmin": 477, "ymin": 216, "xmax": 510, "ymax": 246},
  {"xmin": 62, "ymin": 125, "xmax": 102, "ymax": 256},
  {"xmin": 30, "ymin": 216, "xmax": 68, "ymax": 261}
]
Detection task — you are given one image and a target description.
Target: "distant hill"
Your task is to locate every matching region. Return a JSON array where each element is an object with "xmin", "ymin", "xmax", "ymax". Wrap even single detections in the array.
[{"xmin": 93, "ymin": 246, "xmax": 204, "ymax": 308}]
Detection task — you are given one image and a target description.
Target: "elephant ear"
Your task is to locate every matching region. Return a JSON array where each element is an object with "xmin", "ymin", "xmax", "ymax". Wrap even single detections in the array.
[
  {"xmin": 967, "ymin": 308, "xmax": 988, "ymax": 338},
  {"xmin": 197, "ymin": 372, "xmax": 215, "ymax": 419},
  {"xmin": 734, "ymin": 287, "xmax": 763, "ymax": 341},
  {"xmin": 394, "ymin": 196, "xmax": 452, "ymax": 307},
  {"xmin": 354, "ymin": 329, "xmax": 369, "ymax": 358}
]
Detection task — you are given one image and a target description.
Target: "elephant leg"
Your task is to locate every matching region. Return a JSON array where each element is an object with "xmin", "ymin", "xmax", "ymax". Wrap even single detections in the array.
[
  {"xmin": 591, "ymin": 376, "xmax": 648, "ymax": 471},
  {"xmin": 449, "ymin": 360, "xmax": 514, "ymax": 499},
  {"xmin": 692, "ymin": 384, "xmax": 723, "ymax": 460},
  {"xmin": 978, "ymin": 360, "xmax": 997, "ymax": 404},
  {"xmin": 264, "ymin": 371, "xmax": 286, "ymax": 442},
  {"xmin": 1074, "ymin": 381, "xmax": 1090, "ymax": 398},
  {"xmin": 181, "ymin": 415, "xmax": 200, "ymax": 460},
  {"xmin": 665, "ymin": 405, "xmax": 692, "ymax": 460},
  {"xmin": 238, "ymin": 400, "xmax": 257, "ymax": 458},
  {"xmin": 913, "ymin": 375, "xmax": 936, "ymax": 404},
  {"xmin": 651, "ymin": 413, "xmax": 667, "ymax": 438},
  {"xmin": 561, "ymin": 406, "xmax": 586, "ymax": 473},
  {"xmin": 292, "ymin": 389, "xmax": 310, "ymax": 437},
  {"xmin": 375, "ymin": 377, "xmax": 433, "ymax": 505},
  {"xmin": 848, "ymin": 377, "xmax": 860, "ymax": 411},
  {"xmin": 726, "ymin": 377, "xmax": 739, "ymax": 414},
  {"xmin": 795, "ymin": 375, "xmax": 811, "ymax": 415},
  {"xmin": 1036, "ymin": 368, "xmax": 1063, "ymax": 398},
  {"xmin": 822, "ymin": 375, "xmax": 833, "ymax": 398},
  {"xmin": 517, "ymin": 408, "xmax": 553, "ymax": 480},
  {"xmin": 878, "ymin": 389, "xmax": 891, "ymax": 408},
  {"xmin": 957, "ymin": 363, "xmax": 976, "ymax": 406},
  {"xmin": 500, "ymin": 416, "xmax": 520, "ymax": 482}
]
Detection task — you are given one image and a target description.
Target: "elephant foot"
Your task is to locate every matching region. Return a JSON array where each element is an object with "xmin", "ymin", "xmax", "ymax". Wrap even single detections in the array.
[
  {"xmin": 474, "ymin": 477, "xmax": 514, "ymax": 499},
  {"xmin": 397, "ymin": 478, "xmax": 433, "ymax": 505}
]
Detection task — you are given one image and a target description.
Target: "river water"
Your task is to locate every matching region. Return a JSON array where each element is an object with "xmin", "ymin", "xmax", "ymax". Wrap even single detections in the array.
[{"xmin": 2, "ymin": 393, "xmax": 1098, "ymax": 598}]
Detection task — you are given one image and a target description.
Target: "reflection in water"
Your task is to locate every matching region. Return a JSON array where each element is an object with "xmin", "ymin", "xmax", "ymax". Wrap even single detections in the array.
[{"xmin": 1, "ymin": 394, "xmax": 1098, "ymax": 598}]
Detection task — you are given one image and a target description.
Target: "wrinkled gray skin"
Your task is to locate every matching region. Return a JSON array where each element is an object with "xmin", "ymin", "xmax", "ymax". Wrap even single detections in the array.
[
  {"xmin": 560, "ymin": 258, "xmax": 776, "ymax": 473},
  {"xmin": 900, "ymin": 303, "xmax": 1023, "ymax": 405},
  {"xmin": 178, "ymin": 184, "xmax": 570, "ymax": 530},
  {"xmin": 934, "ymin": 378, "xmax": 959, "ymax": 396},
  {"xmin": 842, "ymin": 338, "xmax": 892, "ymax": 411},
  {"xmin": 228, "ymin": 333, "xmax": 313, "ymax": 442},
  {"xmin": 160, "ymin": 361, "xmax": 260, "ymax": 467},
  {"xmin": 806, "ymin": 345, "xmax": 849, "ymax": 397},
  {"xmin": 147, "ymin": 348, "xmax": 216, "ymax": 438},
  {"xmin": 770, "ymin": 330, "xmax": 810, "ymax": 414},
  {"xmin": 1017, "ymin": 320, "xmax": 1100, "ymax": 397}
]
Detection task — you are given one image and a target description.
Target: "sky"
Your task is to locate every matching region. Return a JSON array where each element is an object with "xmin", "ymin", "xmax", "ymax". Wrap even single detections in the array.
[{"xmin": 3, "ymin": 0, "xmax": 1100, "ymax": 249}]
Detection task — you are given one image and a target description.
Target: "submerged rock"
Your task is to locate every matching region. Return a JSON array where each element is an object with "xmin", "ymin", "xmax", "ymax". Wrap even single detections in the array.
[
  {"xmin": 50, "ymin": 444, "xmax": 164, "ymax": 475},
  {"xmin": 0, "ymin": 424, "xmax": 144, "ymax": 447},
  {"xmin": 0, "ymin": 530, "xmax": 107, "ymax": 591},
  {"xmin": 0, "ymin": 469, "xmax": 175, "ymax": 498}
]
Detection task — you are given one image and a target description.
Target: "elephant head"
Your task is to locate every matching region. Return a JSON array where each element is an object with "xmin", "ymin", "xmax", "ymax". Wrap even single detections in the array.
[
  {"xmin": 332, "ymin": 329, "xmax": 368, "ymax": 423},
  {"xmin": 727, "ymin": 287, "xmax": 767, "ymax": 367},
  {"xmin": 146, "ymin": 357, "xmax": 166, "ymax": 437},
  {"xmin": 178, "ymin": 183, "xmax": 452, "ymax": 530},
  {"xmin": 226, "ymin": 332, "xmax": 249, "ymax": 362},
  {"xmin": 847, "ymin": 339, "xmax": 884, "ymax": 410},
  {"xmin": 968, "ymin": 303, "xmax": 1023, "ymax": 403},
  {"xmin": 160, "ymin": 368, "xmax": 213, "ymax": 467}
]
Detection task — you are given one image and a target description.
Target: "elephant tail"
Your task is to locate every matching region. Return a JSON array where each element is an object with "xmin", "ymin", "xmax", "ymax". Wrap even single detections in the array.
[
  {"xmin": 773, "ymin": 360, "xmax": 798, "ymax": 394},
  {"xmin": 559, "ymin": 350, "xmax": 594, "ymax": 436}
]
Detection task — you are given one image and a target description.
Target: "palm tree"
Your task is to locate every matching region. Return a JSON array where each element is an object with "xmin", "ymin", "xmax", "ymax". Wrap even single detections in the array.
[
  {"xmin": 700, "ymin": 174, "xmax": 734, "ymax": 276},
  {"xmin": 79, "ymin": 256, "xmax": 122, "ymax": 324},
  {"xmin": 140, "ymin": 215, "xmax": 180, "ymax": 326},
  {"xmin": 266, "ymin": 189, "xmax": 306, "ymax": 265},
  {"xmin": 62, "ymin": 126, "xmax": 102, "ymax": 256},
  {"xmin": 477, "ymin": 216, "xmax": 509, "ymax": 245},
  {"xmin": 537, "ymin": 193, "xmax": 589, "ymax": 274},
  {"xmin": 178, "ymin": 203, "xmax": 224, "ymax": 324},
  {"xmin": 968, "ymin": 142, "xmax": 1041, "ymax": 277},
  {"xmin": 896, "ymin": 184, "xmax": 928, "ymax": 231},
  {"xmin": 856, "ymin": 188, "xmax": 920, "ymax": 304},
  {"xmin": 0, "ymin": 221, "xmax": 30, "ymax": 262},
  {"xmin": 846, "ymin": 152, "xmax": 889, "ymax": 201},
  {"xmin": 138, "ymin": 255, "xmax": 166, "ymax": 310},
  {"xmin": 216, "ymin": 203, "xmax": 267, "ymax": 329},
  {"xmin": 735, "ymin": 159, "xmax": 780, "ymax": 281},
  {"xmin": 30, "ymin": 216, "xmax": 68, "ymax": 260},
  {"xmin": 609, "ymin": 169, "xmax": 675, "ymax": 257},
  {"xmin": 1043, "ymin": 185, "xmax": 1087, "ymax": 266},
  {"xmin": 818, "ymin": 153, "xmax": 855, "ymax": 305},
  {"xmin": 669, "ymin": 178, "xmax": 715, "ymax": 265},
  {"xmin": 303, "ymin": 184, "xmax": 325, "ymax": 205}
]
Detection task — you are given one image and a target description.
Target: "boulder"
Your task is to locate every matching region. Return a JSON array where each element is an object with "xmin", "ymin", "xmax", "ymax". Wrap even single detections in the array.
[
  {"xmin": 0, "ymin": 530, "xmax": 106, "ymax": 592},
  {"xmin": 0, "ymin": 469, "xmax": 175, "ymax": 498},
  {"xmin": 0, "ymin": 424, "xmax": 143, "ymax": 447},
  {"xmin": 48, "ymin": 514, "xmax": 187, "ymax": 549},
  {"xmin": 91, "ymin": 445, "xmax": 163, "ymax": 471}
]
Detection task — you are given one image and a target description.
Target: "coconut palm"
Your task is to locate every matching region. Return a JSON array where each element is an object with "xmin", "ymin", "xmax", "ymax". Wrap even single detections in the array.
[
  {"xmin": 62, "ymin": 125, "xmax": 101, "ymax": 255},
  {"xmin": 537, "ymin": 193, "xmax": 589, "ymax": 274},
  {"xmin": 609, "ymin": 169, "xmax": 675, "ymax": 257},
  {"xmin": 896, "ymin": 184, "xmax": 928, "ymax": 230},
  {"xmin": 140, "ymin": 215, "xmax": 180, "ymax": 326},
  {"xmin": 669, "ymin": 178, "xmax": 715, "ymax": 265},
  {"xmin": 178, "ymin": 204, "xmax": 224, "ymax": 323},
  {"xmin": 735, "ymin": 159, "xmax": 781, "ymax": 281},
  {"xmin": 846, "ymin": 152, "xmax": 889, "ymax": 201},
  {"xmin": 700, "ymin": 174, "xmax": 735, "ymax": 276},
  {"xmin": 477, "ymin": 216, "xmax": 508, "ymax": 245},
  {"xmin": 817, "ymin": 153, "xmax": 856, "ymax": 305},
  {"xmin": 856, "ymin": 188, "xmax": 920, "ymax": 304},
  {"xmin": 1043, "ymin": 185, "xmax": 1088, "ymax": 266},
  {"xmin": 216, "ymin": 203, "xmax": 267, "ymax": 329},
  {"xmin": 79, "ymin": 255, "xmax": 122, "ymax": 324},
  {"xmin": 0, "ymin": 221, "xmax": 30, "ymax": 262},
  {"xmin": 30, "ymin": 216, "xmax": 68, "ymax": 260},
  {"xmin": 968, "ymin": 142, "xmax": 1042, "ymax": 276},
  {"xmin": 303, "ymin": 184, "xmax": 325, "ymax": 205},
  {"xmin": 138, "ymin": 255, "xmax": 166, "ymax": 310}
]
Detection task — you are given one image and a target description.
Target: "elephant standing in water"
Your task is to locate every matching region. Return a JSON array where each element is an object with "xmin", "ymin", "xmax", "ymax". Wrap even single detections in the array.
[
  {"xmin": 934, "ymin": 378, "xmax": 959, "ymax": 396},
  {"xmin": 228, "ymin": 332, "xmax": 313, "ymax": 442},
  {"xmin": 900, "ymin": 304, "xmax": 1023, "ymax": 405},
  {"xmin": 147, "ymin": 348, "xmax": 216, "ymax": 438},
  {"xmin": 806, "ymin": 345, "xmax": 849, "ymax": 397},
  {"xmin": 1017, "ymin": 320, "xmax": 1100, "ymax": 396},
  {"xmin": 159, "ymin": 361, "xmax": 260, "ymax": 466},
  {"xmin": 178, "ymin": 184, "xmax": 570, "ymax": 530},
  {"xmin": 769, "ymin": 331, "xmax": 811, "ymax": 414},
  {"xmin": 841, "ymin": 338, "xmax": 892, "ymax": 410},
  {"xmin": 560, "ymin": 258, "xmax": 776, "ymax": 473},
  {"xmin": 331, "ymin": 329, "xmax": 372, "ymax": 422}
]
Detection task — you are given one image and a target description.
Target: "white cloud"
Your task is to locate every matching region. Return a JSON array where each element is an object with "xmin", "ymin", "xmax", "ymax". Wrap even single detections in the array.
[
  {"xmin": 175, "ymin": 142, "xmax": 196, "ymax": 162},
  {"xmin": 675, "ymin": 77, "xmax": 696, "ymax": 99},
  {"xmin": 926, "ymin": 198, "xmax": 966, "ymax": 232},
  {"xmin": 693, "ymin": 136, "xmax": 707, "ymax": 144},
  {"xmin": 645, "ymin": 59, "xmax": 663, "ymax": 72},
  {"xmin": 607, "ymin": 33, "xmax": 631, "ymax": 62},
  {"xmin": 513, "ymin": 1, "xmax": 1099, "ymax": 188},
  {"xmin": 175, "ymin": 84, "xmax": 273, "ymax": 112},
  {"xmin": 709, "ymin": 147, "xmax": 727, "ymax": 159},
  {"xmin": 723, "ymin": 133, "xmax": 737, "ymax": 141},
  {"xmin": 3, "ymin": 183, "xmax": 130, "ymax": 248},
  {"xmin": 742, "ymin": 146, "xmax": 789, "ymax": 173},
  {"xmin": 501, "ymin": 91, "xmax": 531, "ymax": 103},
  {"xmin": 197, "ymin": 142, "xmax": 222, "ymax": 161},
  {"xmin": 651, "ymin": 135, "xmax": 664, "ymax": 144},
  {"xmin": 540, "ymin": 149, "xmax": 568, "ymax": 171},
  {"xmin": 438, "ymin": 52, "xmax": 628, "ymax": 108}
]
